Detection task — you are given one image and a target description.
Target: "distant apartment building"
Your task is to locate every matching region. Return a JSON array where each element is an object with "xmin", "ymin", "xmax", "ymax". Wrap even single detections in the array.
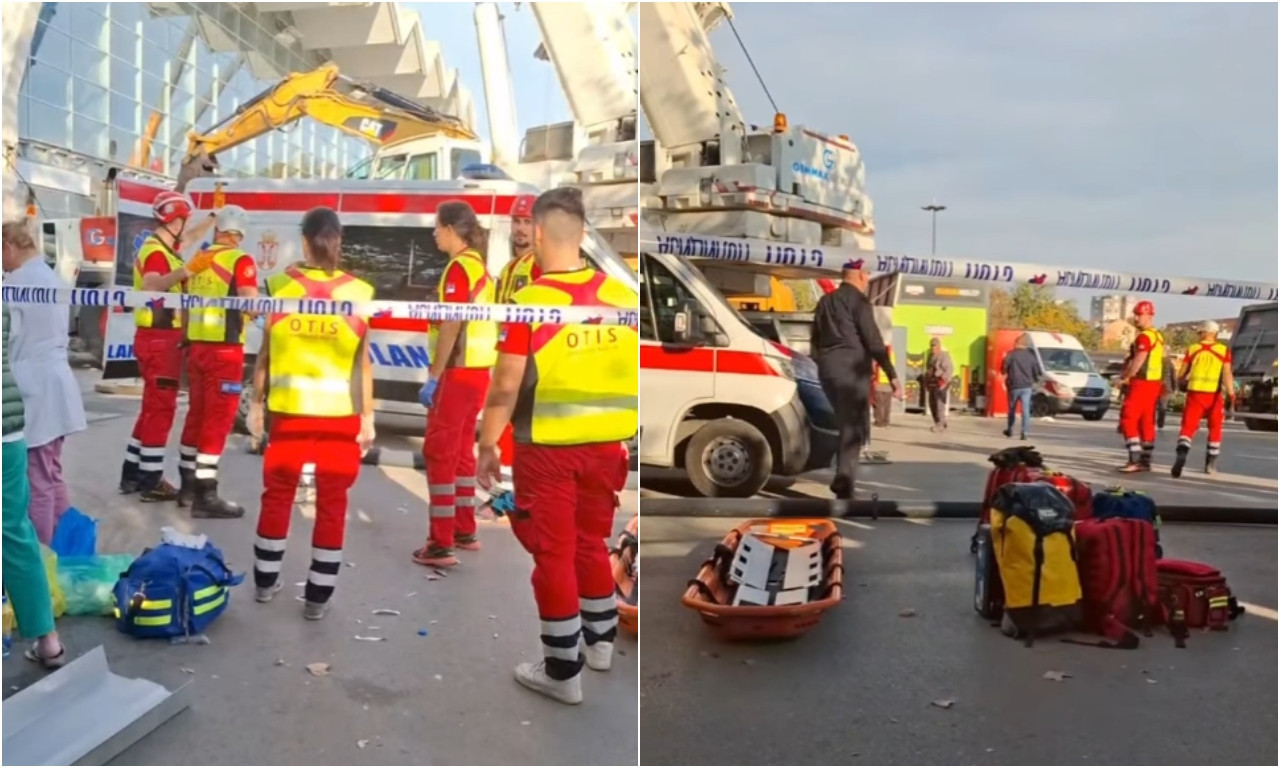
[{"xmin": 1090, "ymin": 294, "xmax": 1141, "ymax": 326}]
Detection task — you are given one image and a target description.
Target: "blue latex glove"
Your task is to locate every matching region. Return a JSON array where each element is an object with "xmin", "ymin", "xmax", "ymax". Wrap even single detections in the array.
[
  {"xmin": 490, "ymin": 490, "xmax": 516, "ymax": 518},
  {"xmin": 419, "ymin": 377, "xmax": 439, "ymax": 408}
]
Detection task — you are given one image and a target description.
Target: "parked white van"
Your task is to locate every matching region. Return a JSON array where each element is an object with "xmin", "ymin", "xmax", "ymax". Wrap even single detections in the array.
[{"xmin": 1021, "ymin": 330, "xmax": 1112, "ymax": 420}]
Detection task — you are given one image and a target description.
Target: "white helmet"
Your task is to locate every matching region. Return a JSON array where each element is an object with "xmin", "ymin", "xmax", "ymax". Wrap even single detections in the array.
[
  {"xmin": 1198, "ymin": 319, "xmax": 1221, "ymax": 335},
  {"xmin": 214, "ymin": 205, "xmax": 248, "ymax": 236}
]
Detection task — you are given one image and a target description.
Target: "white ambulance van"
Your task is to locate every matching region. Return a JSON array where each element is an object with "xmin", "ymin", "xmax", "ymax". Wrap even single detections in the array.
[
  {"xmin": 638, "ymin": 249, "xmax": 810, "ymax": 498},
  {"xmin": 101, "ymin": 176, "xmax": 638, "ymax": 424}
]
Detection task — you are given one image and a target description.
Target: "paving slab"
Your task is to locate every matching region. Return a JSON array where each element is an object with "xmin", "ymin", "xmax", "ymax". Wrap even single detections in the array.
[
  {"xmin": 638, "ymin": 516, "xmax": 1277, "ymax": 766},
  {"xmin": 3, "ymin": 376, "xmax": 638, "ymax": 766}
]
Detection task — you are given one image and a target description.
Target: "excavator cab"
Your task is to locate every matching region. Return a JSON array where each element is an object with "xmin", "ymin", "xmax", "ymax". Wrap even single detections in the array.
[{"xmin": 345, "ymin": 142, "xmax": 486, "ymax": 182}]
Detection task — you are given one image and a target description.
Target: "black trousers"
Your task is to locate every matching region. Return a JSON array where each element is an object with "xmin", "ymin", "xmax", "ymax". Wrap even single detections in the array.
[
  {"xmin": 928, "ymin": 387, "xmax": 949, "ymax": 426},
  {"xmin": 820, "ymin": 375, "xmax": 870, "ymax": 499}
]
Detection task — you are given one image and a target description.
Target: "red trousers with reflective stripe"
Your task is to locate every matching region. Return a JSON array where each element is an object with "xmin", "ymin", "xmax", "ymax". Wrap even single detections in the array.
[
  {"xmin": 178, "ymin": 343, "xmax": 244, "ymax": 479},
  {"xmin": 509, "ymin": 442, "xmax": 627, "ymax": 631},
  {"xmin": 256, "ymin": 415, "xmax": 361, "ymax": 551},
  {"xmin": 424, "ymin": 367, "xmax": 489, "ymax": 548},
  {"xmin": 1119, "ymin": 379, "xmax": 1162, "ymax": 448},
  {"xmin": 1179, "ymin": 391, "xmax": 1225, "ymax": 447},
  {"xmin": 130, "ymin": 329, "xmax": 183, "ymax": 475}
]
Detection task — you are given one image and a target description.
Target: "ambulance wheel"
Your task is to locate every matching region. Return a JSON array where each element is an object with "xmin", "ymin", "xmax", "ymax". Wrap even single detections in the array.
[
  {"xmin": 1031, "ymin": 395, "xmax": 1053, "ymax": 418},
  {"xmin": 1082, "ymin": 411, "xmax": 1105, "ymax": 422},
  {"xmin": 685, "ymin": 419, "xmax": 772, "ymax": 498}
]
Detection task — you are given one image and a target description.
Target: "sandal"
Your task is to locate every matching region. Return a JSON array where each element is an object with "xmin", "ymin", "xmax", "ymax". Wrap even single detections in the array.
[{"xmin": 24, "ymin": 641, "xmax": 68, "ymax": 670}]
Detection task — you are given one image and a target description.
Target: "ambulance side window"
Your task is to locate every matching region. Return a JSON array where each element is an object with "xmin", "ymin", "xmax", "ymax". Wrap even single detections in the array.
[
  {"xmin": 640, "ymin": 254, "xmax": 699, "ymax": 344},
  {"xmin": 340, "ymin": 225, "xmax": 451, "ymax": 302}
]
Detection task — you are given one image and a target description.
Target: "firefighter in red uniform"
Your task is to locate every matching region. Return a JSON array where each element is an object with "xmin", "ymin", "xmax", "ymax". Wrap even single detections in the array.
[
  {"xmin": 118, "ymin": 191, "xmax": 216, "ymax": 500},
  {"xmin": 413, "ymin": 201, "xmax": 498, "ymax": 567},
  {"xmin": 476, "ymin": 187, "xmax": 639, "ymax": 705},
  {"xmin": 175, "ymin": 205, "xmax": 258, "ymax": 518},
  {"xmin": 1117, "ymin": 300, "xmax": 1165, "ymax": 472},
  {"xmin": 1172, "ymin": 320, "xmax": 1235, "ymax": 478},
  {"xmin": 495, "ymin": 194, "xmax": 541, "ymax": 481},
  {"xmin": 247, "ymin": 207, "xmax": 375, "ymax": 620}
]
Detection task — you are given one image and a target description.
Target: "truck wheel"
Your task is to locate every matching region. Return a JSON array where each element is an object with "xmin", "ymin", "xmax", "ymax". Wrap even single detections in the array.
[
  {"xmin": 685, "ymin": 418, "xmax": 773, "ymax": 498},
  {"xmin": 1082, "ymin": 411, "xmax": 1105, "ymax": 422},
  {"xmin": 1031, "ymin": 395, "xmax": 1053, "ymax": 418},
  {"xmin": 1243, "ymin": 418, "xmax": 1278, "ymax": 432}
]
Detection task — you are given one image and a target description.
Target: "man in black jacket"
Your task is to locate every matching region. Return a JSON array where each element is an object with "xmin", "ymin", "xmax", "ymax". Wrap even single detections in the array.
[{"xmin": 810, "ymin": 260, "xmax": 902, "ymax": 499}]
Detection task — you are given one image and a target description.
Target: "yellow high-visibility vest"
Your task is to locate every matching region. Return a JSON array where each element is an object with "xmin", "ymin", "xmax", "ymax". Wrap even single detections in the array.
[
  {"xmin": 1132, "ymin": 329, "xmax": 1165, "ymax": 381},
  {"xmin": 498, "ymin": 250, "xmax": 538, "ymax": 304},
  {"xmin": 132, "ymin": 236, "xmax": 184, "ymax": 329},
  {"xmin": 510, "ymin": 269, "xmax": 639, "ymax": 446},
  {"xmin": 428, "ymin": 249, "xmax": 498, "ymax": 369},
  {"xmin": 265, "ymin": 266, "xmax": 374, "ymax": 417},
  {"xmin": 185, "ymin": 245, "xmax": 253, "ymax": 344},
  {"xmin": 1183, "ymin": 341, "xmax": 1229, "ymax": 393}
]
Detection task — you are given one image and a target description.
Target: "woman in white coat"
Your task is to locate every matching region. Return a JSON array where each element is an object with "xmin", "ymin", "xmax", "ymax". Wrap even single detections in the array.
[{"xmin": 2, "ymin": 221, "xmax": 88, "ymax": 544}]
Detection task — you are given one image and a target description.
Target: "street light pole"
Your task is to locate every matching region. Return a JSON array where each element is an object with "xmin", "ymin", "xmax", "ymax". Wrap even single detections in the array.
[{"xmin": 921, "ymin": 202, "xmax": 946, "ymax": 256}]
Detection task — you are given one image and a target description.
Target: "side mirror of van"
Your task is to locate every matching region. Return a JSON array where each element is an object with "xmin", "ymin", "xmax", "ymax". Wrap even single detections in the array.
[{"xmin": 672, "ymin": 299, "xmax": 703, "ymax": 345}]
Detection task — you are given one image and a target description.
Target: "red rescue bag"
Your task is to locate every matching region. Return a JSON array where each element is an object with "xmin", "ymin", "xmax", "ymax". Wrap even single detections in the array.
[
  {"xmin": 1156, "ymin": 559, "xmax": 1244, "ymax": 637},
  {"xmin": 1036, "ymin": 470, "xmax": 1093, "ymax": 521},
  {"xmin": 1071, "ymin": 518, "xmax": 1165, "ymax": 649}
]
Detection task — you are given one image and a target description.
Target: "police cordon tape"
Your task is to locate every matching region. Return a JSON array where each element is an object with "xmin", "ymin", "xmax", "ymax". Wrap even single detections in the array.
[
  {"xmin": 639, "ymin": 230, "xmax": 1280, "ymax": 301},
  {"xmin": 0, "ymin": 285, "xmax": 640, "ymax": 327}
]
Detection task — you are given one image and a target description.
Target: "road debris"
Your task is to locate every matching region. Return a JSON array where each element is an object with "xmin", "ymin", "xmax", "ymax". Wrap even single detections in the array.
[
  {"xmin": 306, "ymin": 662, "xmax": 331, "ymax": 677},
  {"xmin": 294, "ymin": 581, "xmax": 306, "ymax": 587},
  {"xmin": 898, "ymin": 608, "xmax": 917, "ymax": 618},
  {"xmin": 426, "ymin": 574, "xmax": 441, "ymax": 581},
  {"xmin": 357, "ymin": 509, "xmax": 372, "ymax": 524},
  {"xmin": 493, "ymin": 633, "xmax": 499, "ymax": 639},
  {"xmin": 1043, "ymin": 670, "xmax": 1071, "ymax": 682},
  {"xmin": 179, "ymin": 667, "xmax": 195, "ymax": 675},
  {"xmin": 357, "ymin": 739, "xmax": 369, "ymax": 749},
  {"xmin": 520, "ymin": 721, "xmax": 531, "ymax": 726},
  {"xmin": 931, "ymin": 699, "xmax": 956, "ymax": 709},
  {"xmin": 488, "ymin": 615, "xmax": 497, "ymax": 620},
  {"xmin": 274, "ymin": 658, "xmax": 287, "ymax": 667},
  {"xmin": 405, "ymin": 592, "xmax": 417, "ymax": 598},
  {"xmin": 418, "ymin": 629, "xmax": 429, "ymax": 637},
  {"xmin": 372, "ymin": 609, "xmax": 401, "ymax": 616},
  {"xmin": 346, "ymin": 562, "xmax": 356, "ymax": 568},
  {"xmin": 432, "ymin": 569, "xmax": 449, "ymax": 578},
  {"xmin": 433, "ymin": 674, "xmax": 443, "ymax": 681},
  {"xmin": 741, "ymin": 659, "xmax": 756, "ymax": 666},
  {"xmin": 354, "ymin": 636, "xmax": 386, "ymax": 642},
  {"xmin": 1146, "ymin": 678, "xmax": 1158, "ymax": 684}
]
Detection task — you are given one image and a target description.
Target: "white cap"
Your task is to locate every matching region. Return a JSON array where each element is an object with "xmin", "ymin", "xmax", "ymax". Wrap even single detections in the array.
[
  {"xmin": 1198, "ymin": 320, "xmax": 1221, "ymax": 334},
  {"xmin": 214, "ymin": 204, "xmax": 248, "ymax": 236}
]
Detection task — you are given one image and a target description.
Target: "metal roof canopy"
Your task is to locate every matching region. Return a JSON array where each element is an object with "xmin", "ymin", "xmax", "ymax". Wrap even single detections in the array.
[{"xmin": 3, "ymin": 646, "xmax": 192, "ymax": 766}]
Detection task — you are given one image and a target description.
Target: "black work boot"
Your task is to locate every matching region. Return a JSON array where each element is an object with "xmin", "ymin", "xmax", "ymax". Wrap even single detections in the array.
[
  {"xmin": 191, "ymin": 479, "xmax": 245, "ymax": 519},
  {"xmin": 1204, "ymin": 455, "xmax": 1219, "ymax": 475},
  {"xmin": 176, "ymin": 468, "xmax": 196, "ymax": 507},
  {"xmin": 1171, "ymin": 446, "xmax": 1189, "ymax": 479},
  {"xmin": 119, "ymin": 462, "xmax": 139, "ymax": 494}
]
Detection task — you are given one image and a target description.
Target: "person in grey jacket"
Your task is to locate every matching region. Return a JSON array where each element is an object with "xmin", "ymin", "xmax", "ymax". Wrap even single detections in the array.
[
  {"xmin": 2, "ymin": 300, "xmax": 67, "ymax": 670},
  {"xmin": 1001, "ymin": 335, "xmax": 1043, "ymax": 439},
  {"xmin": 924, "ymin": 337, "xmax": 954, "ymax": 431}
]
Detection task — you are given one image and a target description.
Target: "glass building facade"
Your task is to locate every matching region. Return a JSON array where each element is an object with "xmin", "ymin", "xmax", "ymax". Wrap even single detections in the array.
[{"xmin": 18, "ymin": 2, "xmax": 373, "ymax": 217}]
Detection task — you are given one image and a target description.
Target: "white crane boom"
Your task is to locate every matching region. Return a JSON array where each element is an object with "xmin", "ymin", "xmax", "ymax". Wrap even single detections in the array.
[
  {"xmin": 530, "ymin": 2, "xmax": 637, "ymax": 141},
  {"xmin": 474, "ymin": 3, "xmax": 521, "ymax": 171}
]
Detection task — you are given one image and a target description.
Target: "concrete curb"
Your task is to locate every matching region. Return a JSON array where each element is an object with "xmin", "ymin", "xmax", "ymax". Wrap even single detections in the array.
[
  {"xmin": 361, "ymin": 446, "xmax": 641, "ymax": 490},
  {"xmin": 95, "ymin": 378, "xmax": 145, "ymax": 397},
  {"xmin": 638, "ymin": 497, "xmax": 1277, "ymax": 525}
]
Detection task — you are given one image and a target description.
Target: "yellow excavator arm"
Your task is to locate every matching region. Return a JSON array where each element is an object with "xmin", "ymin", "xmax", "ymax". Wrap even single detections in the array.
[{"xmin": 178, "ymin": 64, "xmax": 478, "ymax": 189}]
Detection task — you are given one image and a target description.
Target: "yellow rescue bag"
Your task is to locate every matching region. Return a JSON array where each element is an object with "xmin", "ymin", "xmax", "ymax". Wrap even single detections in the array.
[{"xmin": 990, "ymin": 483, "xmax": 1082, "ymax": 645}]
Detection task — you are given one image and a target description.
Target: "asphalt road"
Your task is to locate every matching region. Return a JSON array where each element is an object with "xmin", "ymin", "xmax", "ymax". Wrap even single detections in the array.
[
  {"xmin": 3, "ymin": 372, "xmax": 639, "ymax": 766},
  {"xmin": 642, "ymin": 408, "xmax": 1278, "ymax": 509},
  {"xmin": 638, "ymin": 517, "xmax": 1278, "ymax": 766}
]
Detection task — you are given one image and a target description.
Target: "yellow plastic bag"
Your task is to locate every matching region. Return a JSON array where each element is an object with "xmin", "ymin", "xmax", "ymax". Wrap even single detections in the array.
[{"xmin": 40, "ymin": 544, "xmax": 66, "ymax": 619}]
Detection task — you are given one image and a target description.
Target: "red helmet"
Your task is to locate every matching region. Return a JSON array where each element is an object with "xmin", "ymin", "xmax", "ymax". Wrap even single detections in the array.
[
  {"xmin": 1133, "ymin": 300, "xmax": 1156, "ymax": 317},
  {"xmin": 152, "ymin": 190, "xmax": 194, "ymax": 225},
  {"xmin": 512, "ymin": 194, "xmax": 536, "ymax": 219}
]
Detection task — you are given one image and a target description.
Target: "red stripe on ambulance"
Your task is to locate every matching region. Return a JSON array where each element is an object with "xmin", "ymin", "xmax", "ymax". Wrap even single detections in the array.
[{"xmin": 640, "ymin": 345, "xmax": 779, "ymax": 376}]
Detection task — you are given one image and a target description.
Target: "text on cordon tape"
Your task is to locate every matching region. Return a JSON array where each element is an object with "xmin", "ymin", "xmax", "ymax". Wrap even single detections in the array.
[{"xmin": 0, "ymin": 286, "xmax": 639, "ymax": 327}]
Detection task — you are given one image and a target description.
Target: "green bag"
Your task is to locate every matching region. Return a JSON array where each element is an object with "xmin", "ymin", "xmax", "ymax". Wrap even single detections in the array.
[{"xmin": 57, "ymin": 554, "xmax": 136, "ymax": 616}]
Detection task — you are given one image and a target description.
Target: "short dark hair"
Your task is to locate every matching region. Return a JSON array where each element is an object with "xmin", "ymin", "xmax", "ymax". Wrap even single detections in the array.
[{"xmin": 531, "ymin": 187, "xmax": 585, "ymax": 225}]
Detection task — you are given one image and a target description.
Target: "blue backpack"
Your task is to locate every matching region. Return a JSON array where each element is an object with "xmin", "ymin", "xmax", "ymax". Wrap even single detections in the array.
[
  {"xmin": 1093, "ymin": 488, "xmax": 1163, "ymax": 557},
  {"xmin": 112, "ymin": 541, "xmax": 244, "ymax": 639}
]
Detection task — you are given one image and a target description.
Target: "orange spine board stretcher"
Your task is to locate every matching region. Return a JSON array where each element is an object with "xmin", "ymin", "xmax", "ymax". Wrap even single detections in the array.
[
  {"xmin": 681, "ymin": 518, "xmax": 844, "ymax": 641},
  {"xmin": 612, "ymin": 516, "xmax": 639, "ymax": 635}
]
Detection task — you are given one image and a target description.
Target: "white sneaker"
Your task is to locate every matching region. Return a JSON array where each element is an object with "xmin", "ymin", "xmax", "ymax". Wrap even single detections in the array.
[
  {"xmin": 514, "ymin": 661, "xmax": 582, "ymax": 705},
  {"xmin": 583, "ymin": 641, "xmax": 613, "ymax": 672}
]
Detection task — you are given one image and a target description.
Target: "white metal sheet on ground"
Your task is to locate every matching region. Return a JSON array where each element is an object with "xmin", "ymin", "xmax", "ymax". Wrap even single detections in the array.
[{"xmin": 2, "ymin": 646, "xmax": 192, "ymax": 766}]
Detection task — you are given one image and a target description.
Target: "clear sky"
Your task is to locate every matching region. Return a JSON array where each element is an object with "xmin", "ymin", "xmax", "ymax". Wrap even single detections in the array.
[
  {"xmin": 406, "ymin": 2, "xmax": 573, "ymax": 143},
  {"xmin": 698, "ymin": 2, "xmax": 1277, "ymax": 323}
]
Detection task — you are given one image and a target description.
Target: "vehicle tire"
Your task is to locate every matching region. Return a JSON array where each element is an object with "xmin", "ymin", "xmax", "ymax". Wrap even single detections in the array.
[
  {"xmin": 1031, "ymin": 395, "xmax": 1053, "ymax": 418},
  {"xmin": 1082, "ymin": 411, "xmax": 1105, "ymax": 422},
  {"xmin": 684, "ymin": 418, "xmax": 773, "ymax": 498},
  {"xmin": 1243, "ymin": 418, "xmax": 1278, "ymax": 432}
]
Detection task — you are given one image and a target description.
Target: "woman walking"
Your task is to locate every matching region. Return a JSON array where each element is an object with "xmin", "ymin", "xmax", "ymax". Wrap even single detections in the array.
[{"xmin": 247, "ymin": 208, "xmax": 376, "ymax": 620}]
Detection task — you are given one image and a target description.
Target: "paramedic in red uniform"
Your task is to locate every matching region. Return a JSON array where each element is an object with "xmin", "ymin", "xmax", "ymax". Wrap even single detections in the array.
[
  {"xmin": 476, "ymin": 187, "xmax": 639, "ymax": 705},
  {"xmin": 1172, "ymin": 320, "xmax": 1235, "ymax": 478},
  {"xmin": 247, "ymin": 207, "xmax": 375, "ymax": 620},
  {"xmin": 495, "ymin": 194, "xmax": 541, "ymax": 479},
  {"xmin": 175, "ymin": 205, "xmax": 258, "ymax": 518},
  {"xmin": 414, "ymin": 201, "xmax": 499, "ymax": 567},
  {"xmin": 1117, "ymin": 300, "xmax": 1165, "ymax": 472},
  {"xmin": 118, "ymin": 191, "xmax": 216, "ymax": 501}
]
